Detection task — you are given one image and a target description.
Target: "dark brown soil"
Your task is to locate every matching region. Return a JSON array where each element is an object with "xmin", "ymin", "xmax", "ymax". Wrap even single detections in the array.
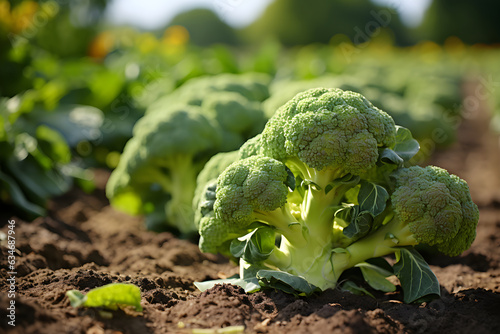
[{"xmin": 1, "ymin": 88, "xmax": 500, "ymax": 333}]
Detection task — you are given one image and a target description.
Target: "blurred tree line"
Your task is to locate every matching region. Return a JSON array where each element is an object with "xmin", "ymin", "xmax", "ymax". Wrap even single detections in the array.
[
  {"xmin": 418, "ymin": 0, "xmax": 500, "ymax": 45},
  {"xmin": 1, "ymin": 0, "xmax": 499, "ymax": 97},
  {"xmin": 163, "ymin": 0, "xmax": 500, "ymax": 47}
]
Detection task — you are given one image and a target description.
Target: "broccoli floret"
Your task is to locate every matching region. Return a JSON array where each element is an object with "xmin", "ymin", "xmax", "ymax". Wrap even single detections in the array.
[
  {"xmin": 201, "ymin": 92, "xmax": 267, "ymax": 150},
  {"xmin": 329, "ymin": 166, "xmax": 479, "ymax": 282},
  {"xmin": 387, "ymin": 165, "xmax": 478, "ymax": 256},
  {"xmin": 193, "ymin": 150, "xmax": 240, "ymax": 233},
  {"xmin": 197, "ymin": 155, "xmax": 297, "ymax": 253},
  {"xmin": 260, "ymin": 87, "xmax": 396, "ymax": 178}
]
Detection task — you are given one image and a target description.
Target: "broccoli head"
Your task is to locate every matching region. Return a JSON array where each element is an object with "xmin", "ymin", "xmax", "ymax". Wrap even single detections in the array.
[
  {"xmin": 194, "ymin": 88, "xmax": 479, "ymax": 300},
  {"xmin": 333, "ymin": 165, "xmax": 479, "ymax": 284},
  {"xmin": 259, "ymin": 88, "xmax": 396, "ymax": 183},
  {"xmin": 197, "ymin": 155, "xmax": 297, "ymax": 253},
  {"xmin": 389, "ymin": 166, "xmax": 479, "ymax": 256},
  {"xmin": 107, "ymin": 73, "xmax": 271, "ymax": 235},
  {"xmin": 147, "ymin": 73, "xmax": 271, "ymax": 114},
  {"xmin": 106, "ymin": 106, "xmax": 222, "ymax": 235}
]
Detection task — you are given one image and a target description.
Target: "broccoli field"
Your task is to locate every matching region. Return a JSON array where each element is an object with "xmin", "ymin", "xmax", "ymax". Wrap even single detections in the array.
[{"xmin": 2, "ymin": 1, "xmax": 500, "ymax": 333}]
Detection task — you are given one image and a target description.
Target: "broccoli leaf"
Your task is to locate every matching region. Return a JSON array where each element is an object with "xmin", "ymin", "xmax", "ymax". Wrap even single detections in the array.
[
  {"xmin": 194, "ymin": 277, "xmax": 261, "ymax": 293},
  {"xmin": 230, "ymin": 227, "xmax": 275, "ymax": 263},
  {"xmin": 340, "ymin": 181, "xmax": 389, "ymax": 240},
  {"xmin": 339, "ymin": 280, "xmax": 375, "ymax": 298},
  {"xmin": 392, "ymin": 126, "xmax": 420, "ymax": 162},
  {"xmin": 355, "ymin": 262, "xmax": 397, "ymax": 293},
  {"xmin": 66, "ymin": 283, "xmax": 143, "ymax": 311},
  {"xmin": 325, "ymin": 174, "xmax": 360, "ymax": 195},
  {"xmin": 341, "ymin": 206, "xmax": 373, "ymax": 239},
  {"xmin": 256, "ymin": 270, "xmax": 320, "ymax": 296},
  {"xmin": 379, "ymin": 126, "xmax": 420, "ymax": 166},
  {"xmin": 393, "ymin": 248, "xmax": 440, "ymax": 303},
  {"xmin": 357, "ymin": 181, "xmax": 389, "ymax": 217},
  {"xmin": 379, "ymin": 148, "xmax": 404, "ymax": 167}
]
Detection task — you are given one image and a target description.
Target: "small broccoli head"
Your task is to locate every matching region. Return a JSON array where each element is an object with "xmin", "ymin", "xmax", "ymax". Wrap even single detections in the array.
[
  {"xmin": 260, "ymin": 88, "xmax": 396, "ymax": 176},
  {"xmin": 238, "ymin": 134, "xmax": 263, "ymax": 159},
  {"xmin": 197, "ymin": 155, "xmax": 293, "ymax": 252},
  {"xmin": 215, "ymin": 155, "xmax": 291, "ymax": 224},
  {"xmin": 106, "ymin": 106, "xmax": 222, "ymax": 234},
  {"xmin": 391, "ymin": 166, "xmax": 479, "ymax": 256},
  {"xmin": 202, "ymin": 91, "xmax": 266, "ymax": 140},
  {"xmin": 193, "ymin": 150, "xmax": 240, "ymax": 226},
  {"xmin": 147, "ymin": 73, "xmax": 271, "ymax": 114}
]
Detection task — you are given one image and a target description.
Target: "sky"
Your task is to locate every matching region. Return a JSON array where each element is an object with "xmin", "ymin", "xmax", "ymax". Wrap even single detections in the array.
[{"xmin": 104, "ymin": 0, "xmax": 433, "ymax": 30}]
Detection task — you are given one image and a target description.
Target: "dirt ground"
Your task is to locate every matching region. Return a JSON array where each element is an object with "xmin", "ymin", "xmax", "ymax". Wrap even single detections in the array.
[{"xmin": 1, "ymin": 94, "xmax": 500, "ymax": 333}]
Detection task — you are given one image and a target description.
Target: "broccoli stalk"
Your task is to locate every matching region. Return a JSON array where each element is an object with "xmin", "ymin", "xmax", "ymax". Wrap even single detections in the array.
[{"xmin": 162, "ymin": 154, "xmax": 204, "ymax": 235}]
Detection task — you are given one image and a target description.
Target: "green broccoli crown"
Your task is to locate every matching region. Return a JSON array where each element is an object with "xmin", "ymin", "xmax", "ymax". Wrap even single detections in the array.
[
  {"xmin": 147, "ymin": 73, "xmax": 271, "ymax": 114},
  {"xmin": 391, "ymin": 165, "xmax": 479, "ymax": 256},
  {"xmin": 193, "ymin": 150, "xmax": 240, "ymax": 226},
  {"xmin": 238, "ymin": 134, "xmax": 263, "ymax": 159},
  {"xmin": 133, "ymin": 106, "xmax": 222, "ymax": 159},
  {"xmin": 197, "ymin": 155, "xmax": 293, "ymax": 252},
  {"xmin": 260, "ymin": 88, "xmax": 397, "ymax": 175},
  {"xmin": 215, "ymin": 155, "xmax": 290, "ymax": 225},
  {"xmin": 201, "ymin": 91, "xmax": 266, "ymax": 138},
  {"xmin": 106, "ymin": 106, "xmax": 223, "ymax": 234}
]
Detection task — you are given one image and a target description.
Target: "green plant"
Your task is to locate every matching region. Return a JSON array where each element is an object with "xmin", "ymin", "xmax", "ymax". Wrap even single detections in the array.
[
  {"xmin": 106, "ymin": 74, "xmax": 269, "ymax": 236},
  {"xmin": 66, "ymin": 283, "xmax": 142, "ymax": 316},
  {"xmin": 194, "ymin": 88, "xmax": 479, "ymax": 302}
]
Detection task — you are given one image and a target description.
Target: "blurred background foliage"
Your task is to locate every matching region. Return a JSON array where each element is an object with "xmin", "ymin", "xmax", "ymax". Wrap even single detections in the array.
[{"xmin": 1, "ymin": 0, "xmax": 499, "ymax": 224}]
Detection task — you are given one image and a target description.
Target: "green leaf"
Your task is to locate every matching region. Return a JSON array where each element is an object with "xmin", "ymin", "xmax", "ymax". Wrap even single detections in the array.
[
  {"xmin": 393, "ymin": 126, "xmax": 420, "ymax": 162},
  {"xmin": 27, "ymin": 104, "xmax": 104, "ymax": 148},
  {"xmin": 256, "ymin": 270, "xmax": 320, "ymax": 296},
  {"xmin": 393, "ymin": 248, "xmax": 440, "ymax": 303},
  {"xmin": 357, "ymin": 181, "xmax": 389, "ymax": 217},
  {"xmin": 36, "ymin": 125, "xmax": 71, "ymax": 164},
  {"xmin": 66, "ymin": 290, "xmax": 86, "ymax": 308},
  {"xmin": 230, "ymin": 227, "xmax": 275, "ymax": 263},
  {"xmin": 379, "ymin": 148, "xmax": 404, "ymax": 167},
  {"xmin": 300, "ymin": 179, "xmax": 321, "ymax": 191},
  {"xmin": 0, "ymin": 170, "xmax": 46, "ymax": 219},
  {"xmin": 194, "ymin": 278, "xmax": 261, "ymax": 293},
  {"xmin": 66, "ymin": 283, "xmax": 143, "ymax": 311},
  {"xmin": 339, "ymin": 280, "xmax": 375, "ymax": 298},
  {"xmin": 378, "ymin": 127, "xmax": 419, "ymax": 166},
  {"xmin": 342, "ymin": 207, "xmax": 373, "ymax": 239},
  {"xmin": 325, "ymin": 174, "xmax": 360, "ymax": 195},
  {"xmin": 355, "ymin": 262, "xmax": 397, "ymax": 293},
  {"xmin": 333, "ymin": 204, "xmax": 355, "ymax": 228},
  {"xmin": 366, "ymin": 257, "xmax": 394, "ymax": 273},
  {"xmin": 6, "ymin": 155, "xmax": 71, "ymax": 202}
]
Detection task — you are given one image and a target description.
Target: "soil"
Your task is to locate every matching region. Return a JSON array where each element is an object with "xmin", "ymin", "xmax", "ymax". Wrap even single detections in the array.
[{"xmin": 1, "ymin": 86, "xmax": 500, "ymax": 333}]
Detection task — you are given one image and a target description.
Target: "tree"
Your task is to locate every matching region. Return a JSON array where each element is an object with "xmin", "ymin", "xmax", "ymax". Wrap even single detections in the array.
[
  {"xmin": 168, "ymin": 9, "xmax": 239, "ymax": 46},
  {"xmin": 419, "ymin": 0, "xmax": 500, "ymax": 44},
  {"xmin": 242, "ymin": 0, "xmax": 411, "ymax": 46}
]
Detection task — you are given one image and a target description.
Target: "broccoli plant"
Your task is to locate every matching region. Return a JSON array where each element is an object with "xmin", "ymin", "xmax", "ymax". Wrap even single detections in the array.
[
  {"xmin": 194, "ymin": 88, "xmax": 479, "ymax": 302},
  {"xmin": 107, "ymin": 74, "xmax": 269, "ymax": 236}
]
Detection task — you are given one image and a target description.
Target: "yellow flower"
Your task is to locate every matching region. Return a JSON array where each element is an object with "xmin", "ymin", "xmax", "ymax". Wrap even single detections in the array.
[{"xmin": 162, "ymin": 25, "xmax": 189, "ymax": 47}]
